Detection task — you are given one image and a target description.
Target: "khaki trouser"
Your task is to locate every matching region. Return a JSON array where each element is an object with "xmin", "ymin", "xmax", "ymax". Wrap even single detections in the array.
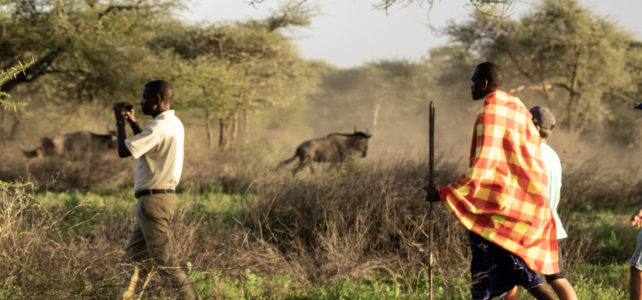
[{"xmin": 119, "ymin": 193, "xmax": 200, "ymax": 300}]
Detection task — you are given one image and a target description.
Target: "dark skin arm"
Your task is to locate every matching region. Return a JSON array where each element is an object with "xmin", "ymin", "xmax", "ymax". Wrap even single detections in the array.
[
  {"xmin": 113, "ymin": 102, "xmax": 141, "ymax": 158},
  {"xmin": 425, "ymin": 185, "xmax": 440, "ymax": 202},
  {"xmin": 631, "ymin": 208, "xmax": 642, "ymax": 227},
  {"xmin": 128, "ymin": 115, "xmax": 142, "ymax": 134},
  {"xmin": 115, "ymin": 121, "xmax": 131, "ymax": 158}
]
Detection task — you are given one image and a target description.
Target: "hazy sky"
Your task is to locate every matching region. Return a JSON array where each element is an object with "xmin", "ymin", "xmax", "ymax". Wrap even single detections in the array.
[{"xmin": 180, "ymin": 0, "xmax": 642, "ymax": 68}]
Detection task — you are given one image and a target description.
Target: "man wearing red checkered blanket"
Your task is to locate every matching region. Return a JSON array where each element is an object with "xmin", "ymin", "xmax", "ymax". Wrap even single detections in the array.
[{"xmin": 426, "ymin": 62, "xmax": 558, "ymax": 300}]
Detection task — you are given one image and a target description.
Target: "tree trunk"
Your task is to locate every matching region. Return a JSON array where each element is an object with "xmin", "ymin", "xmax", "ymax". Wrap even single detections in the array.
[
  {"xmin": 566, "ymin": 95, "xmax": 574, "ymax": 135},
  {"xmin": 0, "ymin": 110, "xmax": 21, "ymax": 142},
  {"xmin": 231, "ymin": 111, "xmax": 239, "ymax": 146},
  {"xmin": 205, "ymin": 112, "xmax": 216, "ymax": 152},
  {"xmin": 567, "ymin": 55, "xmax": 581, "ymax": 137},
  {"xmin": 239, "ymin": 109, "xmax": 248, "ymax": 141},
  {"xmin": 0, "ymin": 110, "xmax": 6, "ymax": 143},
  {"xmin": 540, "ymin": 83, "xmax": 553, "ymax": 109},
  {"xmin": 8, "ymin": 111, "xmax": 21, "ymax": 140},
  {"xmin": 219, "ymin": 119, "xmax": 228, "ymax": 151}
]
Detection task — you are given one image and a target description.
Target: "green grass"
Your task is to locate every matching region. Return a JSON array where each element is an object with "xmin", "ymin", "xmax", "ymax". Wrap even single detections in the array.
[
  {"xmin": 186, "ymin": 184, "xmax": 252, "ymax": 225},
  {"xmin": 5, "ymin": 186, "xmax": 640, "ymax": 299},
  {"xmin": 0, "ymin": 276, "xmax": 22, "ymax": 300},
  {"xmin": 571, "ymin": 263, "xmax": 628, "ymax": 299},
  {"xmin": 573, "ymin": 209, "xmax": 640, "ymax": 263},
  {"xmin": 34, "ymin": 186, "xmax": 251, "ymax": 231}
]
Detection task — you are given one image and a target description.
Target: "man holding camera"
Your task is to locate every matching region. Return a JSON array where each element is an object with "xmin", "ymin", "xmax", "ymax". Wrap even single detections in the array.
[{"xmin": 113, "ymin": 80, "xmax": 199, "ymax": 299}]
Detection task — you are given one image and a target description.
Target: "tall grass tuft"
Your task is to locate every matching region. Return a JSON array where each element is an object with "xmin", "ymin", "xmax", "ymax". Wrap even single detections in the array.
[
  {"xmin": 0, "ymin": 143, "xmax": 640, "ymax": 298},
  {"xmin": 0, "ymin": 181, "xmax": 127, "ymax": 298}
]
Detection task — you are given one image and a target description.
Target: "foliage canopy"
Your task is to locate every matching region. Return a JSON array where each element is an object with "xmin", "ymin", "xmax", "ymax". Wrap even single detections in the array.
[{"xmin": 446, "ymin": 0, "xmax": 637, "ymax": 136}]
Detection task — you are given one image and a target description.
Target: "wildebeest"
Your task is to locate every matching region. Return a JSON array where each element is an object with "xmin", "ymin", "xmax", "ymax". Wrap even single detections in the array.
[
  {"xmin": 278, "ymin": 130, "xmax": 372, "ymax": 175},
  {"xmin": 22, "ymin": 130, "xmax": 117, "ymax": 160}
]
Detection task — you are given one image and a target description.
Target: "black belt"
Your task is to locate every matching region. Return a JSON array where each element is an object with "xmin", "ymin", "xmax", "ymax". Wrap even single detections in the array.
[{"xmin": 135, "ymin": 189, "xmax": 175, "ymax": 198}]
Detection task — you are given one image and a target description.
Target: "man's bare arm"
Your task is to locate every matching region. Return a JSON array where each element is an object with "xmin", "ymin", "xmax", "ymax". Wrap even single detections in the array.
[
  {"xmin": 116, "ymin": 121, "xmax": 132, "ymax": 158},
  {"xmin": 631, "ymin": 208, "xmax": 642, "ymax": 227},
  {"xmin": 128, "ymin": 118, "xmax": 142, "ymax": 135},
  {"xmin": 113, "ymin": 102, "xmax": 133, "ymax": 158}
]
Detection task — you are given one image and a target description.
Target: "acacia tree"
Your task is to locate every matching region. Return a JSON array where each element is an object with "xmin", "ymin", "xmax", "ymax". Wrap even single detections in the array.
[
  {"xmin": 0, "ymin": 0, "xmax": 181, "ymax": 139},
  {"xmin": 446, "ymin": 0, "xmax": 635, "ymax": 137},
  {"xmin": 0, "ymin": 63, "xmax": 31, "ymax": 114},
  {"xmin": 247, "ymin": 0, "xmax": 515, "ymax": 11},
  {"xmin": 164, "ymin": 3, "xmax": 318, "ymax": 151},
  {"xmin": 170, "ymin": 56, "xmax": 238, "ymax": 151}
]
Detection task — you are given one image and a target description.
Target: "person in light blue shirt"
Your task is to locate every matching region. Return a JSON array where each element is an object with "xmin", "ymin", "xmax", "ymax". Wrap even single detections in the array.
[
  {"xmin": 503, "ymin": 106, "xmax": 577, "ymax": 300},
  {"xmin": 630, "ymin": 102, "xmax": 642, "ymax": 300},
  {"xmin": 540, "ymin": 136, "xmax": 567, "ymax": 241}
]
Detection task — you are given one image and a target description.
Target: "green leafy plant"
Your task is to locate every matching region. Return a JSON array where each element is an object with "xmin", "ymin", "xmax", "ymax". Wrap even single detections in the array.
[{"xmin": 0, "ymin": 62, "xmax": 31, "ymax": 112}]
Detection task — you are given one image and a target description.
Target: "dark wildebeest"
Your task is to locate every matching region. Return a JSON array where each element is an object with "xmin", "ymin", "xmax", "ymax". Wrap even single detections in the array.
[
  {"xmin": 278, "ymin": 130, "xmax": 372, "ymax": 175},
  {"xmin": 22, "ymin": 130, "xmax": 117, "ymax": 160}
]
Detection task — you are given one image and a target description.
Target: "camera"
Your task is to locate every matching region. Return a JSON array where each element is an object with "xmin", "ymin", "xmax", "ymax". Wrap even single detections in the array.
[{"xmin": 113, "ymin": 104, "xmax": 134, "ymax": 111}]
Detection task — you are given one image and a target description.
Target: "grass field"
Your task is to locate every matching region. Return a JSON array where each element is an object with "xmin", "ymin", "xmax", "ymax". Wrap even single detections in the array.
[{"xmin": 1, "ymin": 152, "xmax": 640, "ymax": 299}]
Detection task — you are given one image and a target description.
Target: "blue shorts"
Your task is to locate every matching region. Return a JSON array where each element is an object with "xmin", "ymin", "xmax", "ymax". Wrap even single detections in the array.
[
  {"xmin": 630, "ymin": 230, "xmax": 642, "ymax": 271},
  {"xmin": 469, "ymin": 231, "xmax": 543, "ymax": 300}
]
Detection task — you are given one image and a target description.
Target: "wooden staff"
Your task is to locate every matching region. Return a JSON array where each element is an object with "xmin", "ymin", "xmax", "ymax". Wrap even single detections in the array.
[{"xmin": 428, "ymin": 100, "xmax": 435, "ymax": 300}]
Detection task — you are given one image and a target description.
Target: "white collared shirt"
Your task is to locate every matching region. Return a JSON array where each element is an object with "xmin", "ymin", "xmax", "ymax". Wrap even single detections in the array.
[{"xmin": 125, "ymin": 110, "xmax": 184, "ymax": 191}]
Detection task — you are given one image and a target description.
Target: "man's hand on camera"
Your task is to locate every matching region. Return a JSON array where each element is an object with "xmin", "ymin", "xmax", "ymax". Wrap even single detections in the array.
[
  {"xmin": 425, "ymin": 185, "xmax": 440, "ymax": 202},
  {"xmin": 113, "ymin": 102, "xmax": 129, "ymax": 122},
  {"xmin": 631, "ymin": 208, "xmax": 642, "ymax": 227},
  {"xmin": 125, "ymin": 108, "xmax": 136, "ymax": 123}
]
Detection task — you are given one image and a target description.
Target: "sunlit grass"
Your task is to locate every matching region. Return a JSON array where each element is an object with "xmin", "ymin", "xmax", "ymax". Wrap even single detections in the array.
[{"xmin": 2, "ymin": 157, "xmax": 641, "ymax": 299}]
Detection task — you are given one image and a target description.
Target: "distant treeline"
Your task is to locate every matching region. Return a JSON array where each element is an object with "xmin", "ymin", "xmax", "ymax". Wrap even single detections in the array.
[{"xmin": 1, "ymin": 0, "xmax": 640, "ymax": 151}]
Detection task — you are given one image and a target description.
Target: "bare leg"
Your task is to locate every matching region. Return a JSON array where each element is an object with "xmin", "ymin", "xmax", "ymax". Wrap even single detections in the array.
[
  {"xmin": 549, "ymin": 278, "xmax": 577, "ymax": 300},
  {"xmin": 501, "ymin": 286, "xmax": 519, "ymax": 300},
  {"xmin": 528, "ymin": 284, "xmax": 555, "ymax": 300},
  {"xmin": 120, "ymin": 221, "xmax": 149, "ymax": 300},
  {"xmin": 119, "ymin": 264, "xmax": 140, "ymax": 300},
  {"xmin": 632, "ymin": 267, "xmax": 642, "ymax": 300}
]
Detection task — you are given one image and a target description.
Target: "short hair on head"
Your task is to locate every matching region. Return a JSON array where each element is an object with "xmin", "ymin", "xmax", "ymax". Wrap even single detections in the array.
[
  {"xmin": 539, "ymin": 128, "xmax": 552, "ymax": 139},
  {"xmin": 475, "ymin": 62, "xmax": 503, "ymax": 90},
  {"xmin": 144, "ymin": 80, "xmax": 173, "ymax": 103}
]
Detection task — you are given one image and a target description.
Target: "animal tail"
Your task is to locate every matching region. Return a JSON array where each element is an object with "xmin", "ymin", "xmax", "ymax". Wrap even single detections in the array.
[
  {"xmin": 22, "ymin": 149, "xmax": 38, "ymax": 158},
  {"xmin": 277, "ymin": 153, "xmax": 298, "ymax": 169}
]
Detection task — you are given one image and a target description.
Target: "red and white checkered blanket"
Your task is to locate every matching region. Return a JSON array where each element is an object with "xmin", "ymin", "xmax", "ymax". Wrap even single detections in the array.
[{"xmin": 438, "ymin": 90, "xmax": 559, "ymax": 274}]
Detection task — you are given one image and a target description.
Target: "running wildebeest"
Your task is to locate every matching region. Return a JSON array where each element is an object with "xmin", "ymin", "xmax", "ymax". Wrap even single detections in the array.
[
  {"xmin": 22, "ymin": 130, "xmax": 116, "ymax": 160},
  {"xmin": 278, "ymin": 130, "xmax": 372, "ymax": 175}
]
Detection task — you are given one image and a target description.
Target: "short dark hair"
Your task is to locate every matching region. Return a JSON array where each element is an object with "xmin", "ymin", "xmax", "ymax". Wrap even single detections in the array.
[
  {"xmin": 144, "ymin": 80, "xmax": 173, "ymax": 103},
  {"xmin": 539, "ymin": 128, "xmax": 552, "ymax": 139},
  {"xmin": 475, "ymin": 62, "xmax": 503, "ymax": 90}
]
